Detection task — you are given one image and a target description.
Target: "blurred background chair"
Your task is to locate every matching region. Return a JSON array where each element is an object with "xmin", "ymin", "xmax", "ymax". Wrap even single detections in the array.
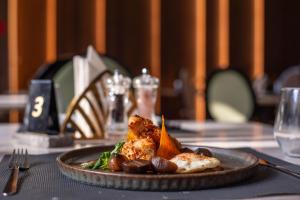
[
  {"xmin": 34, "ymin": 59, "xmax": 74, "ymax": 114},
  {"xmin": 206, "ymin": 69, "xmax": 256, "ymax": 123},
  {"xmin": 61, "ymin": 70, "xmax": 136, "ymax": 139},
  {"xmin": 273, "ymin": 65, "xmax": 300, "ymax": 94},
  {"xmin": 61, "ymin": 70, "xmax": 111, "ymax": 139},
  {"xmin": 34, "ymin": 55, "xmax": 131, "ymax": 115}
]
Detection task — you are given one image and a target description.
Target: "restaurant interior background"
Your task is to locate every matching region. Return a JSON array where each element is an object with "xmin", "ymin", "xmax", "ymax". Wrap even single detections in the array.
[{"xmin": 0, "ymin": 0, "xmax": 300, "ymax": 124}]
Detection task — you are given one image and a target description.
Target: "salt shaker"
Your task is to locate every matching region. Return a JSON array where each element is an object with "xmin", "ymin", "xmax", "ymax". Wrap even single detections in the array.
[
  {"xmin": 105, "ymin": 70, "xmax": 131, "ymax": 138},
  {"xmin": 133, "ymin": 68, "xmax": 159, "ymax": 124}
]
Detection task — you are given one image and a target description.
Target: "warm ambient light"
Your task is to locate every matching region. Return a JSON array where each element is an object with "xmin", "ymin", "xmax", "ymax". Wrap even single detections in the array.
[
  {"xmin": 8, "ymin": 0, "xmax": 18, "ymax": 93},
  {"xmin": 94, "ymin": 0, "xmax": 106, "ymax": 54},
  {"xmin": 149, "ymin": 0, "xmax": 161, "ymax": 79},
  {"xmin": 253, "ymin": 0, "xmax": 265, "ymax": 79},
  {"xmin": 217, "ymin": 0, "xmax": 229, "ymax": 68},
  {"xmin": 8, "ymin": 0, "xmax": 19, "ymax": 122},
  {"xmin": 46, "ymin": 0, "xmax": 57, "ymax": 62},
  {"xmin": 149, "ymin": 0, "xmax": 161, "ymax": 112},
  {"xmin": 195, "ymin": 0, "xmax": 206, "ymax": 121}
]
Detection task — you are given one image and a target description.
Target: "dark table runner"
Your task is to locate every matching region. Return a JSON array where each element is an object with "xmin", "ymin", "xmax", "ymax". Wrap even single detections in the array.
[{"xmin": 0, "ymin": 148, "xmax": 300, "ymax": 200}]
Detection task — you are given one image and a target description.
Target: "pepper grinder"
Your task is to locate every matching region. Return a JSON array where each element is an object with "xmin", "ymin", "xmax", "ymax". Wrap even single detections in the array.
[
  {"xmin": 105, "ymin": 70, "xmax": 131, "ymax": 138},
  {"xmin": 133, "ymin": 68, "xmax": 159, "ymax": 124}
]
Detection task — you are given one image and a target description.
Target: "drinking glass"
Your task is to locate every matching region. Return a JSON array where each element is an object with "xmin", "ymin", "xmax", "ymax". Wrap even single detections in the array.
[{"xmin": 274, "ymin": 87, "xmax": 300, "ymax": 157}]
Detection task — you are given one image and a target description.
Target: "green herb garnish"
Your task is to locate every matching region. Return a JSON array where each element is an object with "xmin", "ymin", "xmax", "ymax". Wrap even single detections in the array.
[
  {"xmin": 82, "ymin": 141, "xmax": 125, "ymax": 170},
  {"xmin": 92, "ymin": 151, "xmax": 111, "ymax": 170},
  {"xmin": 111, "ymin": 141, "xmax": 125, "ymax": 155}
]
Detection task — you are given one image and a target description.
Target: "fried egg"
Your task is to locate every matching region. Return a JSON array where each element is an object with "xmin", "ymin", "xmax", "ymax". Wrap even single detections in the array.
[{"xmin": 170, "ymin": 153, "xmax": 220, "ymax": 173}]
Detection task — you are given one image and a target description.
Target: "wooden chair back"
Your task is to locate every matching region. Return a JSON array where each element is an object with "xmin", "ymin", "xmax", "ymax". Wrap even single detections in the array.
[
  {"xmin": 61, "ymin": 70, "xmax": 136, "ymax": 139},
  {"xmin": 206, "ymin": 69, "xmax": 256, "ymax": 123}
]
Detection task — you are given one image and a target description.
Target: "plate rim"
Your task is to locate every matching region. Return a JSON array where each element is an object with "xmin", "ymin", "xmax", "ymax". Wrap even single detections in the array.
[{"xmin": 56, "ymin": 145, "xmax": 259, "ymax": 179}]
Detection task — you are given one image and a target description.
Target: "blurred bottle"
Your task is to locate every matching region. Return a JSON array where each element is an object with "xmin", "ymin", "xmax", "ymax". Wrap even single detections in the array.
[
  {"xmin": 133, "ymin": 68, "xmax": 159, "ymax": 124},
  {"xmin": 105, "ymin": 70, "xmax": 131, "ymax": 138}
]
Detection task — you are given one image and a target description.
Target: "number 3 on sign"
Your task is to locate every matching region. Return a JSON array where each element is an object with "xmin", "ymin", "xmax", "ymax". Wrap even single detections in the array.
[{"xmin": 31, "ymin": 96, "xmax": 44, "ymax": 118}]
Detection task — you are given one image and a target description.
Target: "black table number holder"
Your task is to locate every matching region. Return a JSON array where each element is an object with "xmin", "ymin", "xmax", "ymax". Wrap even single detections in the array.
[{"xmin": 20, "ymin": 79, "xmax": 60, "ymax": 135}]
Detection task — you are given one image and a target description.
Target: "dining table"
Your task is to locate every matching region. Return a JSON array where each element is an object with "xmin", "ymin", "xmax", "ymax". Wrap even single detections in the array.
[{"xmin": 0, "ymin": 121, "xmax": 300, "ymax": 200}]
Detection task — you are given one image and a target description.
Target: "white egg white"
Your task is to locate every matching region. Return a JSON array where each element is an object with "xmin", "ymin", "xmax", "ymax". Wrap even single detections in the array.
[{"xmin": 170, "ymin": 153, "xmax": 220, "ymax": 173}]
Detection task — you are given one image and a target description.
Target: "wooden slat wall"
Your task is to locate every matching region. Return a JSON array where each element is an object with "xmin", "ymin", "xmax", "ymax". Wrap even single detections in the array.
[
  {"xmin": 206, "ymin": 0, "xmax": 230, "ymax": 73},
  {"xmin": 149, "ymin": 0, "xmax": 161, "ymax": 79},
  {"xmin": 265, "ymin": 0, "xmax": 300, "ymax": 82},
  {"xmin": 253, "ymin": 0, "xmax": 265, "ymax": 79},
  {"xmin": 149, "ymin": 0, "xmax": 161, "ymax": 112},
  {"xmin": 0, "ymin": 0, "xmax": 8, "ymax": 121},
  {"xmin": 106, "ymin": 0, "xmax": 151, "ymax": 76},
  {"xmin": 57, "ymin": 0, "xmax": 97, "ymax": 57},
  {"xmin": 8, "ymin": 0, "xmax": 47, "ymax": 122},
  {"xmin": 7, "ymin": 0, "xmax": 19, "ymax": 94},
  {"xmin": 94, "ymin": 0, "xmax": 106, "ymax": 54},
  {"xmin": 217, "ymin": 0, "xmax": 229, "ymax": 69},
  {"xmin": 194, "ymin": 0, "xmax": 206, "ymax": 121},
  {"xmin": 7, "ymin": 0, "xmax": 18, "ymax": 122},
  {"xmin": 6, "ymin": 0, "xmax": 270, "ymax": 121},
  {"xmin": 46, "ymin": 0, "xmax": 57, "ymax": 62},
  {"xmin": 8, "ymin": 0, "xmax": 48, "ymax": 90},
  {"xmin": 0, "ymin": 0, "xmax": 8, "ymax": 93},
  {"xmin": 230, "ymin": 0, "xmax": 253, "ymax": 74},
  {"xmin": 161, "ymin": 0, "xmax": 197, "ymax": 118}
]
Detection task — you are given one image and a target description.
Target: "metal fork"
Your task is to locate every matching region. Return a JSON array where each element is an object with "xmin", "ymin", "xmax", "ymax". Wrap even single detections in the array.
[{"xmin": 2, "ymin": 149, "xmax": 30, "ymax": 196}]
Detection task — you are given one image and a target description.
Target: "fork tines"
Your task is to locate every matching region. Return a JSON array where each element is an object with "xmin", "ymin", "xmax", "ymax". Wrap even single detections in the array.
[{"xmin": 8, "ymin": 149, "xmax": 28, "ymax": 169}]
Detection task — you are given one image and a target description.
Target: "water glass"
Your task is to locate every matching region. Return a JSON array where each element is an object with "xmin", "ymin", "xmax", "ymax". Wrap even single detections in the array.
[{"xmin": 274, "ymin": 87, "xmax": 300, "ymax": 157}]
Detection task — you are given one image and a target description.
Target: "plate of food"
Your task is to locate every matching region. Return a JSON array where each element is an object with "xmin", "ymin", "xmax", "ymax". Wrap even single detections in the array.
[{"xmin": 57, "ymin": 115, "xmax": 259, "ymax": 191}]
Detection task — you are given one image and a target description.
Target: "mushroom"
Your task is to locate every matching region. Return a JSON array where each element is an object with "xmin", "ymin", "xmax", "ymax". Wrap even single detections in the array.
[
  {"xmin": 151, "ymin": 156, "xmax": 177, "ymax": 173},
  {"xmin": 195, "ymin": 148, "xmax": 213, "ymax": 157},
  {"xmin": 180, "ymin": 147, "xmax": 194, "ymax": 153},
  {"xmin": 108, "ymin": 154, "xmax": 128, "ymax": 171},
  {"xmin": 121, "ymin": 159, "xmax": 152, "ymax": 173}
]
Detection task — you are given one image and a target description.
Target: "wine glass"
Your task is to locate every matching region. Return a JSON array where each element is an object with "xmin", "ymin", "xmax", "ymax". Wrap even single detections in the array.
[{"xmin": 274, "ymin": 87, "xmax": 300, "ymax": 157}]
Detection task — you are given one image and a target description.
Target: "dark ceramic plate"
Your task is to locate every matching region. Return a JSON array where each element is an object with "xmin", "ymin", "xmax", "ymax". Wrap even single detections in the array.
[{"xmin": 57, "ymin": 145, "xmax": 259, "ymax": 191}]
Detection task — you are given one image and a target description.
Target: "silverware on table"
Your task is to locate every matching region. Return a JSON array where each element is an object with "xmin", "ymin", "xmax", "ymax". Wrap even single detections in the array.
[
  {"xmin": 2, "ymin": 149, "xmax": 30, "ymax": 196},
  {"xmin": 259, "ymin": 158, "xmax": 300, "ymax": 179}
]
